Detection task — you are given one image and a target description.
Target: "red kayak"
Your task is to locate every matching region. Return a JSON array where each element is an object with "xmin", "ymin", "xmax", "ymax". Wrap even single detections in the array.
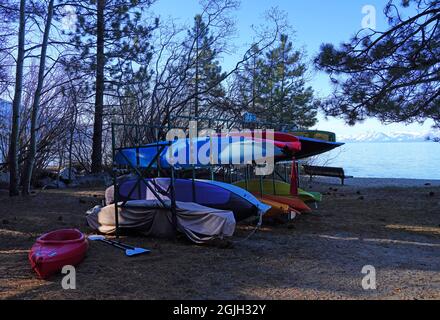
[
  {"xmin": 222, "ymin": 131, "xmax": 302, "ymax": 154},
  {"xmin": 29, "ymin": 229, "xmax": 88, "ymax": 279},
  {"xmin": 255, "ymin": 194, "xmax": 312, "ymax": 214}
]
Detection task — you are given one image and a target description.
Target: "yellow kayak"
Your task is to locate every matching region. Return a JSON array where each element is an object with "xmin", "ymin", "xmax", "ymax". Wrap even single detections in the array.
[
  {"xmin": 233, "ymin": 179, "xmax": 322, "ymax": 203},
  {"xmin": 258, "ymin": 197, "xmax": 291, "ymax": 218}
]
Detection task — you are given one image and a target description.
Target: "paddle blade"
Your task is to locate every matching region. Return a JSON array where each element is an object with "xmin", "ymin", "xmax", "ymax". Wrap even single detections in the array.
[
  {"xmin": 88, "ymin": 235, "xmax": 106, "ymax": 241},
  {"xmin": 125, "ymin": 248, "xmax": 151, "ymax": 257}
]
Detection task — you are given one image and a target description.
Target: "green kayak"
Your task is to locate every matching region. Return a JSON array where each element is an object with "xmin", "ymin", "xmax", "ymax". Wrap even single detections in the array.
[{"xmin": 233, "ymin": 179, "xmax": 322, "ymax": 203}]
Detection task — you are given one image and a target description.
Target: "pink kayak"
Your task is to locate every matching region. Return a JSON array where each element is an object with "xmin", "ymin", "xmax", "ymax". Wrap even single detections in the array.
[{"xmin": 29, "ymin": 229, "xmax": 88, "ymax": 279}]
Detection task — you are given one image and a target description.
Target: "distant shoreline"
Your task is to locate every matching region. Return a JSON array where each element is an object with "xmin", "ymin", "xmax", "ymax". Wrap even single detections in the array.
[
  {"xmin": 301, "ymin": 176, "xmax": 440, "ymax": 188},
  {"xmin": 339, "ymin": 141, "xmax": 437, "ymax": 144}
]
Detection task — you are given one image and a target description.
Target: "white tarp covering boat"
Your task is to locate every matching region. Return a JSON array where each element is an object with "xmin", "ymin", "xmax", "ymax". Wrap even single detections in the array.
[{"xmin": 86, "ymin": 200, "xmax": 236, "ymax": 244}]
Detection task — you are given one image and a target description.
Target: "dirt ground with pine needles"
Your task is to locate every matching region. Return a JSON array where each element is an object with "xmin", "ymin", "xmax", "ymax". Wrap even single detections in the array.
[{"xmin": 1, "ymin": 179, "xmax": 439, "ymax": 300}]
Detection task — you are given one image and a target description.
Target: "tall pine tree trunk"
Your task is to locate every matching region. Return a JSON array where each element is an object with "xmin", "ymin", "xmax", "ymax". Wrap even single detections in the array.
[
  {"xmin": 22, "ymin": 0, "xmax": 54, "ymax": 195},
  {"xmin": 91, "ymin": 0, "xmax": 105, "ymax": 173},
  {"xmin": 8, "ymin": 0, "xmax": 26, "ymax": 197},
  {"xmin": 68, "ymin": 93, "xmax": 78, "ymax": 181},
  {"xmin": 194, "ymin": 18, "xmax": 202, "ymax": 122},
  {"xmin": 252, "ymin": 54, "xmax": 257, "ymax": 113},
  {"xmin": 194, "ymin": 22, "xmax": 200, "ymax": 119}
]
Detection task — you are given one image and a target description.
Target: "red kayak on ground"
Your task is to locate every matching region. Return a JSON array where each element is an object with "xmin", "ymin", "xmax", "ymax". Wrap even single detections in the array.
[{"xmin": 29, "ymin": 229, "xmax": 88, "ymax": 279}]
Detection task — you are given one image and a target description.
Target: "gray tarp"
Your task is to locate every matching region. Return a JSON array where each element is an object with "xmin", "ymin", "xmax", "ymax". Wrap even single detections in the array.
[{"xmin": 86, "ymin": 200, "xmax": 236, "ymax": 244}]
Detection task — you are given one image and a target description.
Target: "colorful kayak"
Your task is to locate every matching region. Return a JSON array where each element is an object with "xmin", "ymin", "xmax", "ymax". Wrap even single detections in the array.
[
  {"xmin": 291, "ymin": 130, "xmax": 337, "ymax": 143},
  {"xmin": 298, "ymin": 189, "xmax": 322, "ymax": 203},
  {"xmin": 257, "ymin": 194, "xmax": 312, "ymax": 213},
  {"xmin": 259, "ymin": 131, "xmax": 343, "ymax": 159},
  {"xmin": 227, "ymin": 131, "xmax": 343, "ymax": 160},
  {"xmin": 29, "ymin": 229, "xmax": 88, "ymax": 279},
  {"xmin": 233, "ymin": 179, "xmax": 322, "ymax": 203},
  {"xmin": 110, "ymin": 178, "xmax": 271, "ymax": 221},
  {"xmin": 115, "ymin": 136, "xmax": 299, "ymax": 169},
  {"xmin": 257, "ymin": 197, "xmax": 291, "ymax": 218},
  {"xmin": 223, "ymin": 131, "xmax": 302, "ymax": 154},
  {"xmin": 295, "ymin": 136, "xmax": 344, "ymax": 159}
]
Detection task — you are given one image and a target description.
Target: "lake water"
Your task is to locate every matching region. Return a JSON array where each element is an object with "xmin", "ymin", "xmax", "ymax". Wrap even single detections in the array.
[{"xmin": 316, "ymin": 142, "xmax": 440, "ymax": 180}]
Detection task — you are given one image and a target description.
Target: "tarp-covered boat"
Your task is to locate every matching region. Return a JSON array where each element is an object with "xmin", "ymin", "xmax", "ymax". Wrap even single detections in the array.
[
  {"xmin": 29, "ymin": 229, "xmax": 88, "ymax": 279},
  {"xmin": 105, "ymin": 178, "xmax": 271, "ymax": 222},
  {"xmin": 86, "ymin": 200, "xmax": 236, "ymax": 244}
]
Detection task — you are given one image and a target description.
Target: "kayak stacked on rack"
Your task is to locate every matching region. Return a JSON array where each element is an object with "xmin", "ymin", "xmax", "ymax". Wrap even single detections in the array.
[
  {"xmin": 28, "ymin": 128, "xmax": 344, "ymax": 278},
  {"xmin": 224, "ymin": 131, "xmax": 343, "ymax": 160},
  {"xmin": 111, "ymin": 131, "xmax": 339, "ymax": 222},
  {"xmin": 233, "ymin": 179, "xmax": 320, "ymax": 219},
  {"xmin": 234, "ymin": 179, "xmax": 322, "ymax": 203},
  {"xmin": 105, "ymin": 178, "xmax": 270, "ymax": 222},
  {"xmin": 115, "ymin": 135, "xmax": 302, "ymax": 170}
]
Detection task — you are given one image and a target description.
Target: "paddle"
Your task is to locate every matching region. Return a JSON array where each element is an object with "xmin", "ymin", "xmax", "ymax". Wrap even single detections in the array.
[{"xmin": 88, "ymin": 235, "xmax": 151, "ymax": 257}]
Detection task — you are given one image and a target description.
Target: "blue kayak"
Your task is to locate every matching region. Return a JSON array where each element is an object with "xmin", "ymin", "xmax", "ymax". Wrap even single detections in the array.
[
  {"xmin": 113, "ymin": 177, "xmax": 271, "ymax": 221},
  {"xmin": 115, "ymin": 136, "xmax": 288, "ymax": 169},
  {"xmin": 295, "ymin": 136, "xmax": 344, "ymax": 159}
]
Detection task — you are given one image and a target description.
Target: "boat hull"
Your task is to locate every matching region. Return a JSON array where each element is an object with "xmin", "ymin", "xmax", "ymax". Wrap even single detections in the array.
[
  {"xmin": 233, "ymin": 179, "xmax": 322, "ymax": 203},
  {"xmin": 115, "ymin": 137, "xmax": 291, "ymax": 169},
  {"xmin": 29, "ymin": 229, "xmax": 88, "ymax": 279},
  {"xmin": 227, "ymin": 131, "xmax": 343, "ymax": 159},
  {"xmin": 257, "ymin": 194, "xmax": 312, "ymax": 214},
  {"xmin": 111, "ymin": 178, "xmax": 270, "ymax": 221},
  {"xmin": 291, "ymin": 130, "xmax": 337, "ymax": 142},
  {"xmin": 295, "ymin": 136, "xmax": 344, "ymax": 159}
]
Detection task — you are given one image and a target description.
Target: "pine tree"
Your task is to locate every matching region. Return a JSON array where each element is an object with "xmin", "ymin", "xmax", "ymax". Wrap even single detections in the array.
[
  {"xmin": 249, "ymin": 34, "xmax": 318, "ymax": 129},
  {"xmin": 315, "ymin": 0, "xmax": 440, "ymax": 127},
  {"xmin": 8, "ymin": 0, "xmax": 26, "ymax": 196},
  {"xmin": 184, "ymin": 15, "xmax": 226, "ymax": 119},
  {"xmin": 0, "ymin": 1, "xmax": 15, "ymax": 93},
  {"xmin": 236, "ymin": 44, "xmax": 266, "ymax": 117},
  {"xmin": 272, "ymin": 34, "xmax": 318, "ymax": 129},
  {"xmin": 21, "ymin": 0, "xmax": 55, "ymax": 195},
  {"xmin": 67, "ymin": 0, "xmax": 158, "ymax": 173}
]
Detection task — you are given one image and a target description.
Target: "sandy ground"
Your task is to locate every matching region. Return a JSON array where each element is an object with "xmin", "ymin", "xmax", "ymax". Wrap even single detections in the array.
[
  {"xmin": 305, "ymin": 176, "xmax": 440, "ymax": 188},
  {"xmin": 1, "ymin": 178, "xmax": 439, "ymax": 300}
]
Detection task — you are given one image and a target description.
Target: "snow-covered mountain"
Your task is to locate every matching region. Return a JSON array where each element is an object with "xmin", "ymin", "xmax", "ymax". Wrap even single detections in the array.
[{"xmin": 339, "ymin": 131, "xmax": 440, "ymax": 143}]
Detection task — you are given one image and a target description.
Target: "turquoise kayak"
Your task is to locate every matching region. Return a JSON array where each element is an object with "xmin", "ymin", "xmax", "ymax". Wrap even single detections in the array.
[{"xmin": 115, "ymin": 136, "xmax": 295, "ymax": 169}]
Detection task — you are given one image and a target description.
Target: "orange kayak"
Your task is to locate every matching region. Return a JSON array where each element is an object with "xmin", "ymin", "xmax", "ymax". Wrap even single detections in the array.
[
  {"xmin": 257, "ymin": 197, "xmax": 302, "ymax": 219},
  {"xmin": 259, "ymin": 194, "xmax": 312, "ymax": 214},
  {"xmin": 254, "ymin": 193, "xmax": 311, "ymax": 215},
  {"xmin": 258, "ymin": 198, "xmax": 290, "ymax": 218}
]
